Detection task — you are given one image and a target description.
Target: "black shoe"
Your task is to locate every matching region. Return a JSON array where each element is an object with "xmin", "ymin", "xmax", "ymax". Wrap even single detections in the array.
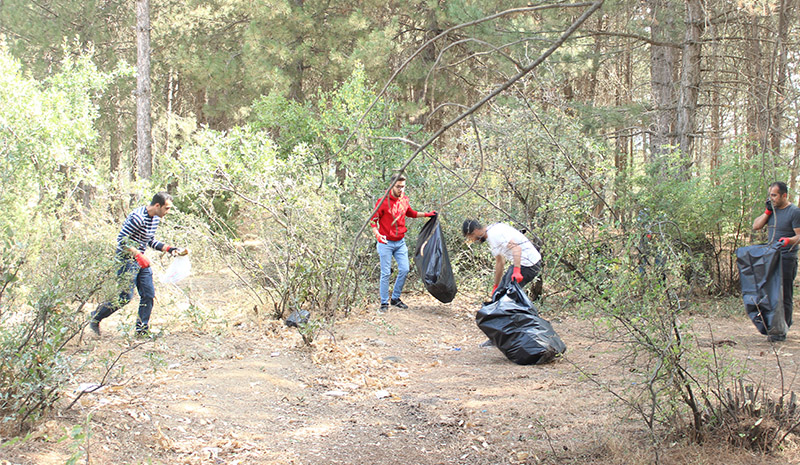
[
  {"xmin": 135, "ymin": 324, "xmax": 151, "ymax": 338},
  {"xmin": 378, "ymin": 303, "xmax": 389, "ymax": 314},
  {"xmin": 768, "ymin": 334, "xmax": 786, "ymax": 342},
  {"xmin": 89, "ymin": 320, "xmax": 101, "ymax": 336},
  {"xmin": 390, "ymin": 298, "xmax": 408, "ymax": 309}
]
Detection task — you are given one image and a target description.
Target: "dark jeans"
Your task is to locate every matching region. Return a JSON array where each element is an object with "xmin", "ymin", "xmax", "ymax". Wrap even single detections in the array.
[
  {"xmin": 782, "ymin": 255, "xmax": 798, "ymax": 328},
  {"xmin": 92, "ymin": 260, "xmax": 155, "ymax": 331},
  {"xmin": 494, "ymin": 262, "xmax": 542, "ymax": 296}
]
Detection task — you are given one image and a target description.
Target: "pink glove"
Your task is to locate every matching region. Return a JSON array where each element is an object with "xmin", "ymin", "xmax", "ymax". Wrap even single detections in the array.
[
  {"xmin": 778, "ymin": 237, "xmax": 793, "ymax": 248},
  {"xmin": 511, "ymin": 266, "xmax": 523, "ymax": 283},
  {"xmin": 424, "ymin": 211, "xmax": 437, "ymax": 217},
  {"xmin": 134, "ymin": 252, "xmax": 151, "ymax": 268}
]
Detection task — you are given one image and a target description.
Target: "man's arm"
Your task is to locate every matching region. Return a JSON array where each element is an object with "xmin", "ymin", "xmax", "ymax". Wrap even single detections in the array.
[
  {"xmin": 754, "ymin": 200, "xmax": 773, "ymax": 230},
  {"xmin": 780, "ymin": 227, "xmax": 800, "ymax": 248},
  {"xmin": 493, "ymin": 255, "xmax": 505, "ymax": 288},
  {"xmin": 753, "ymin": 212, "xmax": 770, "ymax": 231},
  {"xmin": 506, "ymin": 240, "xmax": 522, "ymax": 268}
]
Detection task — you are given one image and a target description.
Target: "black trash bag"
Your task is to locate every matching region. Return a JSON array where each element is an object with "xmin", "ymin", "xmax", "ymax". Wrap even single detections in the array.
[
  {"xmin": 736, "ymin": 243, "xmax": 787, "ymax": 338},
  {"xmin": 413, "ymin": 215, "xmax": 457, "ymax": 303},
  {"xmin": 285, "ymin": 309, "xmax": 310, "ymax": 328},
  {"xmin": 476, "ymin": 281, "xmax": 566, "ymax": 365}
]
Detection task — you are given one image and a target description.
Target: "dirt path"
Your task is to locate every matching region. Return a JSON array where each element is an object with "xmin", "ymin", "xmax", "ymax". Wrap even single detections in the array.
[{"xmin": 2, "ymin": 273, "xmax": 800, "ymax": 464}]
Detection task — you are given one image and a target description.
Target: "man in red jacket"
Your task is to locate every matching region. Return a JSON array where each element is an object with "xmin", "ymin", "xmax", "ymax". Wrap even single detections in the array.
[{"xmin": 370, "ymin": 174, "xmax": 436, "ymax": 313}]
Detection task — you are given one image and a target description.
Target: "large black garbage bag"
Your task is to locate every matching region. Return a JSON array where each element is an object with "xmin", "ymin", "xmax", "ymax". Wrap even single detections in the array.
[
  {"xmin": 414, "ymin": 215, "xmax": 457, "ymax": 303},
  {"xmin": 736, "ymin": 243, "xmax": 787, "ymax": 338},
  {"xmin": 476, "ymin": 282, "xmax": 566, "ymax": 365}
]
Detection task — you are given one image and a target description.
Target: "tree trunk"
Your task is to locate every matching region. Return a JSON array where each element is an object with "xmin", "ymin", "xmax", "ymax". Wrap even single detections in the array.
[
  {"xmin": 136, "ymin": 0, "xmax": 152, "ymax": 180},
  {"xmin": 769, "ymin": 0, "xmax": 792, "ymax": 157},
  {"xmin": 648, "ymin": 0, "xmax": 678, "ymax": 160},
  {"xmin": 107, "ymin": 88, "xmax": 122, "ymax": 177},
  {"xmin": 676, "ymin": 0, "xmax": 703, "ymax": 174},
  {"xmin": 746, "ymin": 17, "xmax": 768, "ymax": 159},
  {"xmin": 709, "ymin": 22, "xmax": 721, "ymax": 178},
  {"xmin": 792, "ymin": 118, "xmax": 800, "ymax": 204}
]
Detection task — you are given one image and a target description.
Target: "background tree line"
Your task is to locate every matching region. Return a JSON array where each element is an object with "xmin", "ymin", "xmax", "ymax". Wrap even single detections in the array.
[{"xmin": 2, "ymin": 0, "xmax": 800, "ymax": 448}]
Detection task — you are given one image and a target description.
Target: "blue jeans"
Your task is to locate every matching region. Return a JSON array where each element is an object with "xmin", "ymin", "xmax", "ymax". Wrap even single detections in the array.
[
  {"xmin": 92, "ymin": 260, "xmax": 155, "ymax": 330},
  {"xmin": 377, "ymin": 239, "xmax": 410, "ymax": 304}
]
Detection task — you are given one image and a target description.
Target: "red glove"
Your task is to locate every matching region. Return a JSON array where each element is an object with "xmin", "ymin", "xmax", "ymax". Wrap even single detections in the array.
[
  {"xmin": 164, "ymin": 245, "xmax": 188, "ymax": 256},
  {"xmin": 511, "ymin": 266, "xmax": 523, "ymax": 283},
  {"xmin": 134, "ymin": 252, "xmax": 151, "ymax": 268},
  {"xmin": 424, "ymin": 211, "xmax": 437, "ymax": 217},
  {"xmin": 778, "ymin": 237, "xmax": 793, "ymax": 248}
]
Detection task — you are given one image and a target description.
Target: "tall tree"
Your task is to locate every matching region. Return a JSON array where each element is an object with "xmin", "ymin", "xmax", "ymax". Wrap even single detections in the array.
[
  {"xmin": 675, "ymin": 0, "xmax": 704, "ymax": 171},
  {"xmin": 648, "ymin": 0, "xmax": 679, "ymax": 160},
  {"xmin": 136, "ymin": 0, "xmax": 152, "ymax": 179}
]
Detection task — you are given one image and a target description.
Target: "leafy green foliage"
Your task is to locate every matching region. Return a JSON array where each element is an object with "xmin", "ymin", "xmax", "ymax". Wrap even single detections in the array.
[{"xmin": 0, "ymin": 227, "xmax": 118, "ymax": 434}]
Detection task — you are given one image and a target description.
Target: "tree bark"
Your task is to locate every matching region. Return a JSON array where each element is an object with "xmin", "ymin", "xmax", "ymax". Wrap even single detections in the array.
[
  {"xmin": 136, "ymin": 0, "xmax": 152, "ymax": 180},
  {"xmin": 745, "ymin": 16, "xmax": 768, "ymax": 159},
  {"xmin": 648, "ymin": 0, "xmax": 678, "ymax": 160},
  {"xmin": 769, "ymin": 0, "xmax": 792, "ymax": 157},
  {"xmin": 676, "ymin": 0, "xmax": 703, "ymax": 173}
]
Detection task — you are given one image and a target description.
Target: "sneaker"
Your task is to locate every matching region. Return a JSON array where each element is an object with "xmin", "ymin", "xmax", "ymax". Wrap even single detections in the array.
[
  {"xmin": 378, "ymin": 303, "xmax": 389, "ymax": 314},
  {"xmin": 135, "ymin": 323, "xmax": 151, "ymax": 338},
  {"xmin": 479, "ymin": 339, "xmax": 495, "ymax": 348},
  {"xmin": 89, "ymin": 320, "xmax": 101, "ymax": 336},
  {"xmin": 767, "ymin": 334, "xmax": 786, "ymax": 343},
  {"xmin": 390, "ymin": 298, "xmax": 408, "ymax": 309}
]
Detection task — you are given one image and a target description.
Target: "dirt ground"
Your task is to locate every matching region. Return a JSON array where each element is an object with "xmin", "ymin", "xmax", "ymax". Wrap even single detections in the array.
[{"xmin": 2, "ymin": 269, "xmax": 800, "ymax": 465}]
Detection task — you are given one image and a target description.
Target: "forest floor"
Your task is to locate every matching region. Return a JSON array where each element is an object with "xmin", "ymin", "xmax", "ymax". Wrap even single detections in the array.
[{"xmin": 2, "ymin": 268, "xmax": 800, "ymax": 465}]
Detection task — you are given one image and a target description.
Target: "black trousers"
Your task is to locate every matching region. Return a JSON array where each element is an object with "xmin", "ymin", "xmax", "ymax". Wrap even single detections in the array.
[
  {"xmin": 782, "ymin": 255, "xmax": 798, "ymax": 328},
  {"xmin": 495, "ymin": 262, "xmax": 542, "ymax": 294}
]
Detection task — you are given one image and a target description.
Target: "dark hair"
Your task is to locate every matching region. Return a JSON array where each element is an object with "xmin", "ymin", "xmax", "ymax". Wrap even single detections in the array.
[
  {"xmin": 390, "ymin": 173, "xmax": 407, "ymax": 185},
  {"xmin": 770, "ymin": 182, "xmax": 788, "ymax": 196},
  {"xmin": 151, "ymin": 191, "xmax": 173, "ymax": 206},
  {"xmin": 462, "ymin": 219, "xmax": 482, "ymax": 236}
]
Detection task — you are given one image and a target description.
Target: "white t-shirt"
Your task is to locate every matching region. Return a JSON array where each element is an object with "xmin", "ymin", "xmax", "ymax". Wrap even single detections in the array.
[{"xmin": 485, "ymin": 223, "xmax": 541, "ymax": 267}]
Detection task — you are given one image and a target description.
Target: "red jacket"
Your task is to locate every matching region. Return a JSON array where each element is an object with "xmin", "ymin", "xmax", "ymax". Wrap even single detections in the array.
[{"xmin": 370, "ymin": 193, "xmax": 419, "ymax": 241}]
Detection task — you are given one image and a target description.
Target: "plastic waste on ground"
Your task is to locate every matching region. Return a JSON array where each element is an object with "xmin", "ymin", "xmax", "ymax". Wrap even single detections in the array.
[
  {"xmin": 285, "ymin": 309, "xmax": 310, "ymax": 327},
  {"xmin": 736, "ymin": 243, "xmax": 787, "ymax": 338},
  {"xmin": 413, "ymin": 215, "xmax": 457, "ymax": 303},
  {"xmin": 160, "ymin": 255, "xmax": 191, "ymax": 284},
  {"xmin": 476, "ymin": 281, "xmax": 566, "ymax": 365}
]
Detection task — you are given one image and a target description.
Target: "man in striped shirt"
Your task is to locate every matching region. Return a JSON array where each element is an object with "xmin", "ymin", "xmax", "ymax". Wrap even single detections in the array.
[{"xmin": 90, "ymin": 192, "xmax": 186, "ymax": 337}]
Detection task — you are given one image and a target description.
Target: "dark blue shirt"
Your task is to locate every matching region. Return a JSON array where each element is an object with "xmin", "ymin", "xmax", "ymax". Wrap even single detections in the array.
[{"xmin": 766, "ymin": 203, "xmax": 800, "ymax": 256}]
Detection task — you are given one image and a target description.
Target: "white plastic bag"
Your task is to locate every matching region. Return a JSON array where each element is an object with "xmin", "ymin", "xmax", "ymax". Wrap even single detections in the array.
[{"xmin": 160, "ymin": 255, "xmax": 191, "ymax": 284}]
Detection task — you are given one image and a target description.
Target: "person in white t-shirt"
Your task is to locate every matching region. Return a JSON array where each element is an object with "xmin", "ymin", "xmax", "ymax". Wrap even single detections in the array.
[{"xmin": 462, "ymin": 219, "xmax": 542, "ymax": 300}]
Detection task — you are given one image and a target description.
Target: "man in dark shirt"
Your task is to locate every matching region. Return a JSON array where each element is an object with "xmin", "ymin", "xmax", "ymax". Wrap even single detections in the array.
[
  {"xmin": 90, "ymin": 192, "xmax": 187, "ymax": 337},
  {"xmin": 753, "ymin": 181, "xmax": 800, "ymax": 340}
]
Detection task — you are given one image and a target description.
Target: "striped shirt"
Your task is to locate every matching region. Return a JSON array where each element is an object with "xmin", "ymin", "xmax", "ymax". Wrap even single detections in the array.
[{"xmin": 116, "ymin": 206, "xmax": 166, "ymax": 257}]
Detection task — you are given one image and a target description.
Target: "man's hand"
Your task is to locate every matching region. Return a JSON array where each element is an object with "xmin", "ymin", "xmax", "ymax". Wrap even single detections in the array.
[
  {"xmin": 165, "ymin": 246, "xmax": 189, "ymax": 256},
  {"xmin": 511, "ymin": 266, "xmax": 523, "ymax": 283},
  {"xmin": 779, "ymin": 237, "xmax": 793, "ymax": 248},
  {"xmin": 424, "ymin": 211, "xmax": 437, "ymax": 217},
  {"xmin": 488, "ymin": 283, "xmax": 498, "ymax": 300},
  {"xmin": 134, "ymin": 252, "xmax": 151, "ymax": 268},
  {"xmin": 374, "ymin": 231, "xmax": 387, "ymax": 244},
  {"xmin": 765, "ymin": 200, "xmax": 774, "ymax": 216}
]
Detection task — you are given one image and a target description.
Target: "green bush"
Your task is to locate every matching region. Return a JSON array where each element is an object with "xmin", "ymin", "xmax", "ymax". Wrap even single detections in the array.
[{"xmin": 0, "ymin": 226, "xmax": 118, "ymax": 434}]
